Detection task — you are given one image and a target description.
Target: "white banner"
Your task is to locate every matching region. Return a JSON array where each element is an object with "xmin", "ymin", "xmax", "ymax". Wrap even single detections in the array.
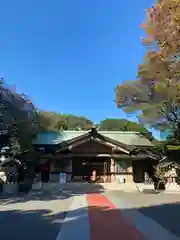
[{"xmin": 59, "ymin": 173, "xmax": 66, "ymax": 184}]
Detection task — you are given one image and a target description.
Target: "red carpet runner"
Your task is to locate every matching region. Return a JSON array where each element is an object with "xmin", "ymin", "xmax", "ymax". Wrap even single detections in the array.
[{"xmin": 86, "ymin": 194, "xmax": 145, "ymax": 240}]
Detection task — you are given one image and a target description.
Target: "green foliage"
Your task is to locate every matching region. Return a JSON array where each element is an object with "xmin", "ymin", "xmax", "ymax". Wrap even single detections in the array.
[
  {"xmin": 38, "ymin": 111, "xmax": 93, "ymax": 131},
  {"xmin": 64, "ymin": 114, "xmax": 93, "ymax": 130},
  {"xmin": 115, "ymin": 52, "xmax": 180, "ymax": 135},
  {"xmin": 152, "ymin": 139, "xmax": 167, "ymax": 154},
  {"xmin": 0, "ymin": 80, "xmax": 38, "ymax": 152},
  {"xmin": 38, "ymin": 111, "xmax": 67, "ymax": 131},
  {"xmin": 38, "ymin": 113, "xmax": 155, "ymax": 141},
  {"xmin": 115, "ymin": 1, "xmax": 180, "ymax": 139},
  {"xmin": 99, "ymin": 118, "xmax": 154, "ymax": 140}
]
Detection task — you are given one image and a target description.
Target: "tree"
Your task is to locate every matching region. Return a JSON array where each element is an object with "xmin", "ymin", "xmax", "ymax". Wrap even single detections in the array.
[
  {"xmin": 38, "ymin": 111, "xmax": 68, "ymax": 131},
  {"xmin": 152, "ymin": 139, "xmax": 167, "ymax": 154},
  {"xmin": 38, "ymin": 111, "xmax": 93, "ymax": 131},
  {"xmin": 115, "ymin": 75, "xmax": 180, "ymax": 133},
  {"xmin": 141, "ymin": 0, "xmax": 180, "ymax": 59},
  {"xmin": 115, "ymin": 0, "xmax": 180, "ymax": 140},
  {"xmin": 0, "ymin": 79, "xmax": 38, "ymax": 152},
  {"xmin": 99, "ymin": 118, "xmax": 154, "ymax": 140},
  {"xmin": 64, "ymin": 114, "xmax": 93, "ymax": 130}
]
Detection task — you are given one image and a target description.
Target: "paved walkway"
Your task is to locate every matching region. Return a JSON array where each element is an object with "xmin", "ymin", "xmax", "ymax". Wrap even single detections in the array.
[
  {"xmin": 1, "ymin": 185, "xmax": 180, "ymax": 240},
  {"xmin": 0, "ymin": 190, "xmax": 72, "ymax": 240},
  {"xmin": 57, "ymin": 193, "xmax": 180, "ymax": 240},
  {"xmin": 108, "ymin": 191, "xmax": 180, "ymax": 238}
]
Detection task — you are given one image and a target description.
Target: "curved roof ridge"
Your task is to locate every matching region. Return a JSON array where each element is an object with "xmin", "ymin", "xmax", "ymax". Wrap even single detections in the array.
[
  {"xmin": 61, "ymin": 130, "xmax": 88, "ymax": 133},
  {"xmin": 99, "ymin": 131, "xmax": 139, "ymax": 134},
  {"xmin": 61, "ymin": 130, "xmax": 140, "ymax": 134}
]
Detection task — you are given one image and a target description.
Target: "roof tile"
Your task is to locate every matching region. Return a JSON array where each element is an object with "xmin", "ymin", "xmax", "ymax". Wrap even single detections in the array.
[{"xmin": 32, "ymin": 130, "xmax": 153, "ymax": 147}]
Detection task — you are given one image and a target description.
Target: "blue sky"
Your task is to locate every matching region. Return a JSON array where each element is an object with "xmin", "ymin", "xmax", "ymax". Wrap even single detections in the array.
[{"xmin": 0, "ymin": 0, "xmax": 160, "ymax": 137}]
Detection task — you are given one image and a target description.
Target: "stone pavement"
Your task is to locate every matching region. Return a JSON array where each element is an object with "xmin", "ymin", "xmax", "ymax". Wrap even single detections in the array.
[
  {"xmin": 98, "ymin": 182, "xmax": 154, "ymax": 192},
  {"xmin": 1, "ymin": 184, "xmax": 180, "ymax": 240},
  {"xmin": 105, "ymin": 192, "xmax": 180, "ymax": 240},
  {"xmin": 108, "ymin": 191, "xmax": 180, "ymax": 238},
  {"xmin": 0, "ymin": 189, "xmax": 73, "ymax": 240},
  {"xmin": 57, "ymin": 193, "xmax": 180, "ymax": 240}
]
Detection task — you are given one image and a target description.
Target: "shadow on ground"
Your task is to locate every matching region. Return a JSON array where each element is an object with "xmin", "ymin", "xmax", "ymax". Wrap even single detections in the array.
[
  {"xmin": 1, "ymin": 200, "xmax": 180, "ymax": 240},
  {"xmin": 1, "ymin": 184, "xmax": 180, "ymax": 239},
  {"xmin": 0, "ymin": 183, "xmax": 104, "ymax": 204}
]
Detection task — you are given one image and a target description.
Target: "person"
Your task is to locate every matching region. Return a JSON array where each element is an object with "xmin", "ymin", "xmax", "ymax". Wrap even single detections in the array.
[
  {"xmin": 7, "ymin": 163, "xmax": 17, "ymax": 184},
  {"xmin": 40, "ymin": 162, "xmax": 50, "ymax": 190},
  {"xmin": 91, "ymin": 169, "xmax": 97, "ymax": 183}
]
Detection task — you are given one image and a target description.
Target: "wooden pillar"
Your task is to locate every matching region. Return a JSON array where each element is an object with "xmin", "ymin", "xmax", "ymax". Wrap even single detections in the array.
[
  {"xmin": 126, "ymin": 160, "xmax": 133, "ymax": 183},
  {"xmin": 110, "ymin": 158, "xmax": 116, "ymax": 182},
  {"xmin": 66, "ymin": 159, "xmax": 72, "ymax": 182}
]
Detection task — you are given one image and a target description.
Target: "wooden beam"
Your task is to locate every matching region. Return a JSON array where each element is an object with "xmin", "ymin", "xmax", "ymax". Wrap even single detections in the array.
[
  {"xmin": 93, "ymin": 138, "xmax": 130, "ymax": 154},
  {"xmin": 52, "ymin": 153, "xmax": 111, "ymax": 158},
  {"xmin": 56, "ymin": 136, "xmax": 131, "ymax": 155},
  {"xmin": 112, "ymin": 154, "xmax": 148, "ymax": 160},
  {"xmin": 41, "ymin": 153, "xmax": 149, "ymax": 161},
  {"xmin": 56, "ymin": 137, "xmax": 91, "ymax": 152},
  {"xmin": 52, "ymin": 153, "xmax": 141, "ymax": 159},
  {"xmin": 57, "ymin": 137, "xmax": 114, "ymax": 153}
]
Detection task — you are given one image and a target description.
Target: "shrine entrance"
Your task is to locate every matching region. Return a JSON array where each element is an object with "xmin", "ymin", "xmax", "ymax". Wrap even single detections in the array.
[
  {"xmin": 36, "ymin": 128, "xmax": 161, "ymax": 184},
  {"xmin": 72, "ymin": 156, "xmax": 110, "ymax": 182}
]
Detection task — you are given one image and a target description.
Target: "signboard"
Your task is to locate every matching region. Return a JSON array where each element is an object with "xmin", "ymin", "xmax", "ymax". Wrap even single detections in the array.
[
  {"xmin": 116, "ymin": 160, "xmax": 127, "ymax": 173},
  {"xmin": 59, "ymin": 173, "xmax": 66, "ymax": 184},
  {"xmin": 119, "ymin": 175, "xmax": 125, "ymax": 184}
]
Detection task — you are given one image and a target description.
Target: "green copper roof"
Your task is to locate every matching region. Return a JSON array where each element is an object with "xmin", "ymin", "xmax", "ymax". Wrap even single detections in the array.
[
  {"xmin": 102, "ymin": 131, "xmax": 153, "ymax": 146},
  {"xmin": 166, "ymin": 145, "xmax": 180, "ymax": 150},
  {"xmin": 32, "ymin": 130, "xmax": 154, "ymax": 147}
]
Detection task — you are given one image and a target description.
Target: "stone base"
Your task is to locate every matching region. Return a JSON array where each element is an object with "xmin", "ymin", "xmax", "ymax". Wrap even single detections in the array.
[
  {"xmin": 18, "ymin": 182, "xmax": 32, "ymax": 192},
  {"xmin": 136, "ymin": 183, "xmax": 155, "ymax": 192},
  {"xmin": 111, "ymin": 174, "xmax": 133, "ymax": 183},
  {"xmin": 126, "ymin": 174, "xmax": 133, "ymax": 183},
  {"xmin": 165, "ymin": 183, "xmax": 180, "ymax": 191},
  {"xmin": 32, "ymin": 182, "xmax": 42, "ymax": 190},
  {"xmin": 3, "ymin": 183, "xmax": 18, "ymax": 194}
]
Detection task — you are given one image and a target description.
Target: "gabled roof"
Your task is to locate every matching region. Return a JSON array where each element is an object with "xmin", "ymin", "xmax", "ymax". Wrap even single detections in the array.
[
  {"xmin": 158, "ymin": 160, "xmax": 180, "ymax": 169},
  {"xmin": 33, "ymin": 129, "xmax": 154, "ymax": 147},
  {"xmin": 131, "ymin": 148, "xmax": 163, "ymax": 161},
  {"xmin": 32, "ymin": 129, "xmax": 163, "ymax": 161},
  {"xmin": 56, "ymin": 129, "xmax": 134, "ymax": 154}
]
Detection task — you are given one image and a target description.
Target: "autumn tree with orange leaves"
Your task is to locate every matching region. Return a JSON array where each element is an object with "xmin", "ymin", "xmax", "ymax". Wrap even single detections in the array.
[
  {"xmin": 141, "ymin": 0, "xmax": 180, "ymax": 58},
  {"xmin": 115, "ymin": 0, "xmax": 180, "ymax": 139}
]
